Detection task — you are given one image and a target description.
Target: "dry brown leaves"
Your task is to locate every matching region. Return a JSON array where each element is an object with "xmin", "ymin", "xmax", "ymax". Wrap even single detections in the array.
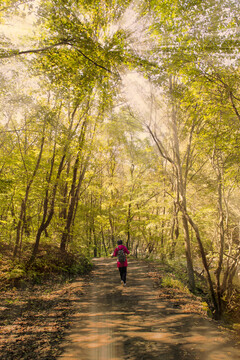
[
  {"xmin": 148, "ymin": 267, "xmax": 207, "ymax": 317},
  {"xmin": 0, "ymin": 278, "xmax": 88, "ymax": 360}
]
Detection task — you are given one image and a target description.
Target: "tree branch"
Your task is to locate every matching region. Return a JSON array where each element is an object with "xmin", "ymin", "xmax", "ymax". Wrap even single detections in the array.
[
  {"xmin": 1, "ymin": 40, "xmax": 113, "ymax": 75},
  {"xmin": 146, "ymin": 124, "xmax": 174, "ymax": 165},
  {"xmin": 68, "ymin": 43, "xmax": 112, "ymax": 74},
  {"xmin": 0, "ymin": 42, "xmax": 69, "ymax": 58},
  {"xmin": 229, "ymin": 90, "xmax": 240, "ymax": 122}
]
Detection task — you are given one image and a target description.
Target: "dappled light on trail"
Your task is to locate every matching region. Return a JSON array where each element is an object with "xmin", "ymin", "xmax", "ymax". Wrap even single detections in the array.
[{"xmin": 58, "ymin": 259, "xmax": 240, "ymax": 360}]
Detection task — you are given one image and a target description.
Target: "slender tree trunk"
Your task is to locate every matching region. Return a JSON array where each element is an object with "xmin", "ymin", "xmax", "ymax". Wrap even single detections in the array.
[
  {"xmin": 28, "ymin": 152, "xmax": 66, "ymax": 264},
  {"xmin": 126, "ymin": 203, "xmax": 131, "ymax": 249},
  {"xmin": 14, "ymin": 200, "xmax": 26, "ymax": 258},
  {"xmin": 175, "ymin": 153, "xmax": 196, "ymax": 291},
  {"xmin": 29, "ymin": 102, "xmax": 84, "ymax": 263},
  {"xmin": 59, "ymin": 159, "xmax": 71, "ymax": 221},
  {"xmin": 60, "ymin": 120, "xmax": 87, "ymax": 252},
  {"xmin": 160, "ymin": 205, "xmax": 166, "ymax": 260},
  {"xmin": 101, "ymin": 228, "xmax": 108, "ymax": 256},
  {"xmin": 221, "ymin": 233, "xmax": 239, "ymax": 299},
  {"xmin": 147, "ymin": 76, "xmax": 196, "ymax": 290},
  {"xmin": 181, "ymin": 213, "xmax": 195, "ymax": 290},
  {"xmin": 14, "ymin": 128, "xmax": 45, "ymax": 258},
  {"xmin": 109, "ymin": 213, "xmax": 115, "ymax": 248},
  {"xmin": 170, "ymin": 201, "xmax": 179, "ymax": 258},
  {"xmin": 93, "ymin": 220, "xmax": 97, "ymax": 257},
  {"xmin": 60, "ymin": 163, "xmax": 88, "ymax": 251},
  {"xmin": 170, "ymin": 76, "xmax": 196, "ymax": 291},
  {"xmin": 215, "ymin": 170, "xmax": 225, "ymax": 316},
  {"xmin": 183, "ymin": 208, "xmax": 220, "ymax": 318},
  {"xmin": 160, "ymin": 179, "xmax": 166, "ymax": 256},
  {"xmin": 226, "ymin": 261, "xmax": 238, "ymax": 300},
  {"xmin": 90, "ymin": 193, "xmax": 97, "ymax": 257}
]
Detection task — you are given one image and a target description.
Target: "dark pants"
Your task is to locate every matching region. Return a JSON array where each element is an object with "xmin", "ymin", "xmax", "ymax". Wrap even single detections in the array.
[{"xmin": 119, "ymin": 266, "xmax": 127, "ymax": 284}]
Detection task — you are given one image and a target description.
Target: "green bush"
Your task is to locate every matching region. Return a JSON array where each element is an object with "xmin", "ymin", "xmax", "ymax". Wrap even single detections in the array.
[
  {"xmin": 161, "ymin": 275, "xmax": 190, "ymax": 294},
  {"xmin": 7, "ymin": 266, "xmax": 26, "ymax": 280},
  {"xmin": 29, "ymin": 247, "xmax": 93, "ymax": 277}
]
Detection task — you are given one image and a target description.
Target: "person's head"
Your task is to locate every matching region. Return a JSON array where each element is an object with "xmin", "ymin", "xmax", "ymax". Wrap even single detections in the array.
[{"xmin": 117, "ymin": 239, "xmax": 123, "ymax": 245}]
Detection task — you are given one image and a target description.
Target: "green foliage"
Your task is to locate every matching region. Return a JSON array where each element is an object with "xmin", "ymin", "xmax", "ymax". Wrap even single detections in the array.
[
  {"xmin": 232, "ymin": 323, "xmax": 240, "ymax": 332},
  {"xmin": 28, "ymin": 247, "xmax": 93, "ymax": 279},
  {"xmin": 0, "ymin": 0, "xmax": 33, "ymax": 22},
  {"xmin": 201, "ymin": 301, "xmax": 212, "ymax": 316},
  {"xmin": 0, "ymin": 178, "xmax": 12, "ymax": 194},
  {"xmin": 6, "ymin": 265, "xmax": 26, "ymax": 280},
  {"xmin": 161, "ymin": 275, "xmax": 190, "ymax": 294},
  {"xmin": 0, "ymin": 0, "xmax": 239, "ymax": 323}
]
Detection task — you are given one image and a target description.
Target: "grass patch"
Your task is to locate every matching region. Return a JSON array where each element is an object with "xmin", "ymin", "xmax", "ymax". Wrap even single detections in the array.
[{"xmin": 161, "ymin": 275, "xmax": 191, "ymax": 294}]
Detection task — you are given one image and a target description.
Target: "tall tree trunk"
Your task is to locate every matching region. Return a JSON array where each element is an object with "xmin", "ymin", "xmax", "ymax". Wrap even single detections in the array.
[
  {"xmin": 28, "ymin": 152, "xmax": 66, "ymax": 265},
  {"xmin": 160, "ymin": 179, "xmax": 166, "ymax": 255},
  {"xmin": 147, "ymin": 76, "xmax": 196, "ymax": 290},
  {"xmin": 126, "ymin": 203, "xmax": 131, "ymax": 249},
  {"xmin": 93, "ymin": 220, "xmax": 97, "ymax": 257},
  {"xmin": 14, "ymin": 127, "xmax": 45, "ymax": 258},
  {"xmin": 170, "ymin": 201, "xmax": 179, "ymax": 258},
  {"xmin": 215, "ymin": 170, "xmax": 225, "ymax": 316},
  {"xmin": 101, "ymin": 228, "xmax": 108, "ymax": 256},
  {"xmin": 14, "ymin": 200, "xmax": 26, "ymax": 258},
  {"xmin": 60, "ymin": 120, "xmax": 87, "ymax": 252},
  {"xmin": 160, "ymin": 205, "xmax": 166, "ymax": 260},
  {"xmin": 147, "ymin": 119, "xmax": 196, "ymax": 290},
  {"xmin": 181, "ymin": 213, "xmax": 195, "ymax": 290},
  {"xmin": 183, "ymin": 208, "xmax": 220, "ymax": 318},
  {"xmin": 173, "ymin": 128, "xmax": 195, "ymax": 290},
  {"xmin": 60, "ymin": 161, "xmax": 88, "ymax": 252},
  {"xmin": 109, "ymin": 213, "xmax": 115, "ymax": 248}
]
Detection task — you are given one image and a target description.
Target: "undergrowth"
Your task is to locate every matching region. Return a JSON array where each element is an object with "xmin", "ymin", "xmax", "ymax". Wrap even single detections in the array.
[
  {"xmin": 146, "ymin": 257, "xmax": 240, "ymax": 335},
  {"xmin": 161, "ymin": 275, "xmax": 191, "ymax": 294},
  {"xmin": 0, "ymin": 242, "xmax": 93, "ymax": 291}
]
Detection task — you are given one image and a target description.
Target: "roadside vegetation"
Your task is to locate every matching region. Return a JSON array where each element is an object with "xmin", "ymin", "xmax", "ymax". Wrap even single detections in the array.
[
  {"xmin": 147, "ymin": 258, "xmax": 240, "ymax": 335},
  {"xmin": 0, "ymin": 241, "xmax": 93, "ymax": 291}
]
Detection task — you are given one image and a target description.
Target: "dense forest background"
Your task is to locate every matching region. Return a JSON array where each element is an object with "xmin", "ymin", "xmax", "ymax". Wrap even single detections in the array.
[{"xmin": 0, "ymin": 0, "xmax": 240, "ymax": 321}]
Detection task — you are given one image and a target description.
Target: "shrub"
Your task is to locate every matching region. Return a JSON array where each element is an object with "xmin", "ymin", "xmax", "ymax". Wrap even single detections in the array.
[{"xmin": 161, "ymin": 275, "xmax": 190, "ymax": 294}]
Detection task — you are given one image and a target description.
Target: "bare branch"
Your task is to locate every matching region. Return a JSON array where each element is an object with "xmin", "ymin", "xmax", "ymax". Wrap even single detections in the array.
[
  {"xmin": 69, "ymin": 44, "xmax": 112, "ymax": 74},
  {"xmin": 146, "ymin": 124, "xmax": 174, "ymax": 165}
]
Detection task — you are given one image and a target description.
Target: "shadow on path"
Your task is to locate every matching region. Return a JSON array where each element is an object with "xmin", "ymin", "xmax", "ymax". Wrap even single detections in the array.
[{"xmin": 58, "ymin": 258, "xmax": 240, "ymax": 360}]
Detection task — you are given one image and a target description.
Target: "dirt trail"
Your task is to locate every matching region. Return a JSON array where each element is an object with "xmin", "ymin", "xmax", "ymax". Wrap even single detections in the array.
[{"xmin": 58, "ymin": 258, "xmax": 240, "ymax": 360}]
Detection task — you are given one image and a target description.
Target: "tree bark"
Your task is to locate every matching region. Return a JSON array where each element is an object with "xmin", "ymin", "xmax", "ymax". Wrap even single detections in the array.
[
  {"xmin": 182, "ymin": 207, "xmax": 220, "ymax": 318},
  {"xmin": 14, "ymin": 126, "xmax": 45, "ymax": 258},
  {"xmin": 181, "ymin": 213, "xmax": 195, "ymax": 290},
  {"xmin": 126, "ymin": 203, "xmax": 131, "ymax": 249},
  {"xmin": 60, "ymin": 164, "xmax": 88, "ymax": 252},
  {"xmin": 170, "ymin": 201, "xmax": 179, "ymax": 258},
  {"xmin": 28, "ymin": 152, "xmax": 66, "ymax": 265},
  {"xmin": 60, "ymin": 120, "xmax": 88, "ymax": 252},
  {"xmin": 215, "ymin": 170, "xmax": 225, "ymax": 316}
]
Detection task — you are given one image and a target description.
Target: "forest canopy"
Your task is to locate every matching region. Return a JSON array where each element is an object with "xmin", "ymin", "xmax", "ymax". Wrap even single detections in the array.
[{"xmin": 0, "ymin": 0, "xmax": 240, "ymax": 320}]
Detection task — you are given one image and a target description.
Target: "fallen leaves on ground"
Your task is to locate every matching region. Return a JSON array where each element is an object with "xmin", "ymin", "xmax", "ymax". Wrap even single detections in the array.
[
  {"xmin": 148, "ymin": 266, "xmax": 207, "ymax": 317},
  {"xmin": 0, "ymin": 277, "xmax": 89, "ymax": 360}
]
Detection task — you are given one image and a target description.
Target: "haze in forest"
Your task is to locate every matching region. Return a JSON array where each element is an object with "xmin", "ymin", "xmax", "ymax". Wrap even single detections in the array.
[{"xmin": 0, "ymin": 0, "xmax": 240, "ymax": 327}]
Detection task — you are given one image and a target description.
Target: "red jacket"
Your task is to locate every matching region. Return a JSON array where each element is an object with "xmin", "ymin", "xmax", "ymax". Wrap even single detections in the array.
[{"xmin": 113, "ymin": 245, "xmax": 130, "ymax": 268}]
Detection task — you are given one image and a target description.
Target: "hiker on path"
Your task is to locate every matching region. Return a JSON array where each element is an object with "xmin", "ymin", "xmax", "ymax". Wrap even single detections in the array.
[{"xmin": 112, "ymin": 240, "xmax": 130, "ymax": 286}]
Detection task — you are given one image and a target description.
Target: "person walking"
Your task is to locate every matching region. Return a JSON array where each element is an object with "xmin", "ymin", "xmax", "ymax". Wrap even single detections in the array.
[{"xmin": 112, "ymin": 240, "xmax": 130, "ymax": 286}]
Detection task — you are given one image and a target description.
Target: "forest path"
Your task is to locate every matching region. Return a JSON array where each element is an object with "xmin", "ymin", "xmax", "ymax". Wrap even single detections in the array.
[{"xmin": 58, "ymin": 258, "xmax": 240, "ymax": 360}]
